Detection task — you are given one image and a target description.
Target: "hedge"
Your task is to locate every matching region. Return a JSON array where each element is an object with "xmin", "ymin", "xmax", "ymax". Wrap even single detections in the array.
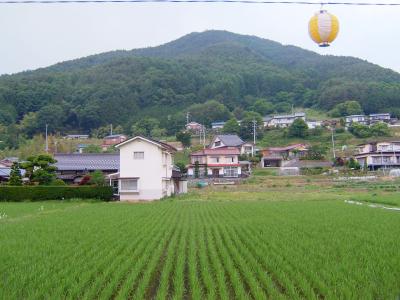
[{"xmin": 0, "ymin": 186, "xmax": 113, "ymax": 202}]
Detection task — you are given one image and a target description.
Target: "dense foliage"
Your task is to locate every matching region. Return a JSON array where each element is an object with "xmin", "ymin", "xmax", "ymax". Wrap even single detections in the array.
[
  {"xmin": 0, "ymin": 30, "xmax": 400, "ymax": 149},
  {"xmin": 8, "ymin": 162, "xmax": 22, "ymax": 186},
  {"xmin": 20, "ymin": 154, "xmax": 57, "ymax": 185},
  {"xmin": 0, "ymin": 186, "xmax": 113, "ymax": 201}
]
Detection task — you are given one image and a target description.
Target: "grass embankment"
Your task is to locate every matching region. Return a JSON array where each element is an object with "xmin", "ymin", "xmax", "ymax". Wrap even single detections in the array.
[{"xmin": 1, "ymin": 173, "xmax": 400, "ymax": 299}]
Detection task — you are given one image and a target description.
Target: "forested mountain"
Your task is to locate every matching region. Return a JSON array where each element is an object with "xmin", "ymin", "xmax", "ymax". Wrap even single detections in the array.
[{"xmin": 1, "ymin": 30, "xmax": 400, "ymax": 143}]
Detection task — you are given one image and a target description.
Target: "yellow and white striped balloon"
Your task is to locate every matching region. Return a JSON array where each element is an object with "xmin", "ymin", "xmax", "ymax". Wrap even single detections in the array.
[{"xmin": 309, "ymin": 10, "xmax": 339, "ymax": 47}]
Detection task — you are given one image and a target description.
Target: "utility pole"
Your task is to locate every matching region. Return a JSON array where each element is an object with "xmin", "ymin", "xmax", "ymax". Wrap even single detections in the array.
[
  {"xmin": 110, "ymin": 124, "xmax": 113, "ymax": 135},
  {"xmin": 186, "ymin": 112, "xmax": 190, "ymax": 125},
  {"xmin": 201, "ymin": 125, "xmax": 206, "ymax": 149},
  {"xmin": 252, "ymin": 119, "xmax": 257, "ymax": 156},
  {"xmin": 331, "ymin": 126, "xmax": 336, "ymax": 160},
  {"xmin": 45, "ymin": 124, "xmax": 49, "ymax": 153}
]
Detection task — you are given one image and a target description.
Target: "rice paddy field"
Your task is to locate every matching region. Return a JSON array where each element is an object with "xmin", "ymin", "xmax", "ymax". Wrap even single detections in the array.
[{"xmin": 1, "ymin": 176, "xmax": 400, "ymax": 299}]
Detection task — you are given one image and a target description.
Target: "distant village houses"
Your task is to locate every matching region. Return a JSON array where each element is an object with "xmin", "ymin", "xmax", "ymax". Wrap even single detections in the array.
[
  {"xmin": 64, "ymin": 134, "xmax": 89, "ymax": 140},
  {"xmin": 211, "ymin": 121, "xmax": 226, "ymax": 131},
  {"xmin": 345, "ymin": 113, "xmax": 396, "ymax": 128},
  {"xmin": 101, "ymin": 134, "xmax": 127, "ymax": 150},
  {"xmin": 185, "ymin": 122, "xmax": 204, "ymax": 135},
  {"xmin": 263, "ymin": 112, "xmax": 306, "ymax": 128},
  {"xmin": 261, "ymin": 144, "xmax": 308, "ymax": 168}
]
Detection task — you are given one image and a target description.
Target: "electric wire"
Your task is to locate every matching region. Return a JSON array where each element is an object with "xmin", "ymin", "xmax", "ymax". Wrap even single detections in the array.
[{"xmin": 1, "ymin": 0, "xmax": 400, "ymax": 5}]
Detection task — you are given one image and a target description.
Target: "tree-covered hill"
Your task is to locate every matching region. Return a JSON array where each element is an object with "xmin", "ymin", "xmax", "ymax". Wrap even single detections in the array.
[{"xmin": 0, "ymin": 30, "xmax": 399, "ymax": 141}]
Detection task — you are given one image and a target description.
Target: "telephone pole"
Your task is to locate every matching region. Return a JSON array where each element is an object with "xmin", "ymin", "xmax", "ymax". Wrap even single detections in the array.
[
  {"xmin": 331, "ymin": 126, "xmax": 336, "ymax": 159},
  {"xmin": 252, "ymin": 119, "xmax": 257, "ymax": 156},
  {"xmin": 45, "ymin": 124, "xmax": 49, "ymax": 153},
  {"xmin": 186, "ymin": 112, "xmax": 190, "ymax": 125},
  {"xmin": 110, "ymin": 124, "xmax": 113, "ymax": 135}
]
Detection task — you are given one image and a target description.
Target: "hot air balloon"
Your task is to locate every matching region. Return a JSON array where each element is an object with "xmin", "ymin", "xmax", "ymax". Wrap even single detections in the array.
[{"xmin": 309, "ymin": 10, "xmax": 339, "ymax": 47}]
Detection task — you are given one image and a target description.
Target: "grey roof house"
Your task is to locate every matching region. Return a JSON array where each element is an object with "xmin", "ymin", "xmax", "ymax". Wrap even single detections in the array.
[{"xmin": 54, "ymin": 153, "xmax": 119, "ymax": 182}]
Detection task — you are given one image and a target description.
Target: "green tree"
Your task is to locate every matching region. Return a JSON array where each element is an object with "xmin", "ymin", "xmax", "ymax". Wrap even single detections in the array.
[
  {"xmin": 175, "ymin": 161, "xmax": 187, "ymax": 174},
  {"xmin": 36, "ymin": 105, "xmax": 66, "ymax": 133},
  {"xmin": 187, "ymin": 100, "xmax": 232, "ymax": 126},
  {"xmin": 347, "ymin": 158, "xmax": 361, "ymax": 170},
  {"xmin": 83, "ymin": 144, "xmax": 102, "ymax": 153},
  {"xmin": 288, "ymin": 118, "xmax": 308, "ymax": 138},
  {"xmin": 222, "ymin": 118, "xmax": 240, "ymax": 135},
  {"xmin": 194, "ymin": 161, "xmax": 200, "ymax": 179},
  {"xmin": 8, "ymin": 162, "xmax": 22, "ymax": 186},
  {"xmin": 330, "ymin": 101, "xmax": 363, "ymax": 117},
  {"xmin": 348, "ymin": 123, "xmax": 372, "ymax": 138},
  {"xmin": 305, "ymin": 145, "xmax": 327, "ymax": 160},
  {"xmin": 88, "ymin": 170, "xmax": 106, "ymax": 186},
  {"xmin": 176, "ymin": 131, "xmax": 191, "ymax": 148},
  {"xmin": 92, "ymin": 124, "xmax": 124, "ymax": 138},
  {"xmin": 131, "ymin": 118, "xmax": 160, "ymax": 137},
  {"xmin": 370, "ymin": 122, "xmax": 390, "ymax": 136},
  {"xmin": 239, "ymin": 112, "xmax": 263, "ymax": 141},
  {"xmin": 20, "ymin": 154, "xmax": 57, "ymax": 185},
  {"xmin": 250, "ymin": 99, "xmax": 274, "ymax": 116},
  {"xmin": 18, "ymin": 112, "xmax": 39, "ymax": 137}
]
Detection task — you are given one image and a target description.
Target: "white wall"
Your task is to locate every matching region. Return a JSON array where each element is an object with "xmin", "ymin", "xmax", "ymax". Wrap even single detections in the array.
[{"xmin": 119, "ymin": 139, "xmax": 173, "ymax": 201}]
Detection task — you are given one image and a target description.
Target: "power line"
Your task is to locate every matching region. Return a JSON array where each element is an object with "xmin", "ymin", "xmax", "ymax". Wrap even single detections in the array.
[{"xmin": 1, "ymin": 0, "xmax": 400, "ymax": 5}]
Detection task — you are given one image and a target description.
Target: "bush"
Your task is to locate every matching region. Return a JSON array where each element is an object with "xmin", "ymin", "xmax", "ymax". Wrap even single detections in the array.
[
  {"xmin": 0, "ymin": 186, "xmax": 113, "ymax": 202},
  {"xmin": 301, "ymin": 167, "xmax": 329, "ymax": 175}
]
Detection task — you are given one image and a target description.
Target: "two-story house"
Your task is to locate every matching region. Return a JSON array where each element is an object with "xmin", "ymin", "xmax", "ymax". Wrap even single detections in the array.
[
  {"xmin": 264, "ymin": 112, "xmax": 306, "ymax": 128},
  {"xmin": 369, "ymin": 113, "xmax": 391, "ymax": 124},
  {"xmin": 209, "ymin": 134, "xmax": 254, "ymax": 156},
  {"xmin": 354, "ymin": 141, "xmax": 400, "ymax": 170},
  {"xmin": 112, "ymin": 136, "xmax": 186, "ymax": 201},
  {"xmin": 187, "ymin": 148, "xmax": 241, "ymax": 178}
]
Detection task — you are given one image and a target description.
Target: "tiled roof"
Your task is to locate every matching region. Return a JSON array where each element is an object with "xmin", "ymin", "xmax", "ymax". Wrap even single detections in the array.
[
  {"xmin": 54, "ymin": 154, "xmax": 119, "ymax": 171},
  {"xmin": 0, "ymin": 168, "xmax": 26, "ymax": 177},
  {"xmin": 104, "ymin": 134, "xmax": 126, "ymax": 139},
  {"xmin": 115, "ymin": 136, "xmax": 177, "ymax": 152},
  {"xmin": 267, "ymin": 144, "xmax": 308, "ymax": 152},
  {"xmin": 214, "ymin": 135, "xmax": 244, "ymax": 147},
  {"xmin": 191, "ymin": 148, "xmax": 240, "ymax": 156}
]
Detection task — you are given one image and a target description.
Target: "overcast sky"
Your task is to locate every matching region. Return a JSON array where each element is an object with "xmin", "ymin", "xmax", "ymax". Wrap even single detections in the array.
[{"xmin": 0, "ymin": 0, "xmax": 399, "ymax": 75}]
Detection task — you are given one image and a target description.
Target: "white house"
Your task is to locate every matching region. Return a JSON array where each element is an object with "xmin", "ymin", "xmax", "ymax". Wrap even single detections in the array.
[
  {"xmin": 345, "ymin": 115, "xmax": 368, "ymax": 127},
  {"xmin": 369, "ymin": 113, "xmax": 391, "ymax": 124},
  {"xmin": 264, "ymin": 112, "xmax": 306, "ymax": 128},
  {"xmin": 306, "ymin": 120, "xmax": 322, "ymax": 129},
  {"xmin": 111, "ymin": 136, "xmax": 186, "ymax": 201},
  {"xmin": 211, "ymin": 121, "xmax": 226, "ymax": 130}
]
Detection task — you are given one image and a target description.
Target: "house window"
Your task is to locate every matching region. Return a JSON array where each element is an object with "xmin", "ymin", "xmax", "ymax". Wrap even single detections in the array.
[
  {"xmin": 211, "ymin": 157, "xmax": 220, "ymax": 163},
  {"xmin": 224, "ymin": 166, "xmax": 238, "ymax": 177},
  {"xmin": 134, "ymin": 152, "xmax": 144, "ymax": 159},
  {"xmin": 226, "ymin": 156, "xmax": 235, "ymax": 163},
  {"xmin": 120, "ymin": 179, "xmax": 138, "ymax": 191},
  {"xmin": 214, "ymin": 141, "xmax": 221, "ymax": 147}
]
